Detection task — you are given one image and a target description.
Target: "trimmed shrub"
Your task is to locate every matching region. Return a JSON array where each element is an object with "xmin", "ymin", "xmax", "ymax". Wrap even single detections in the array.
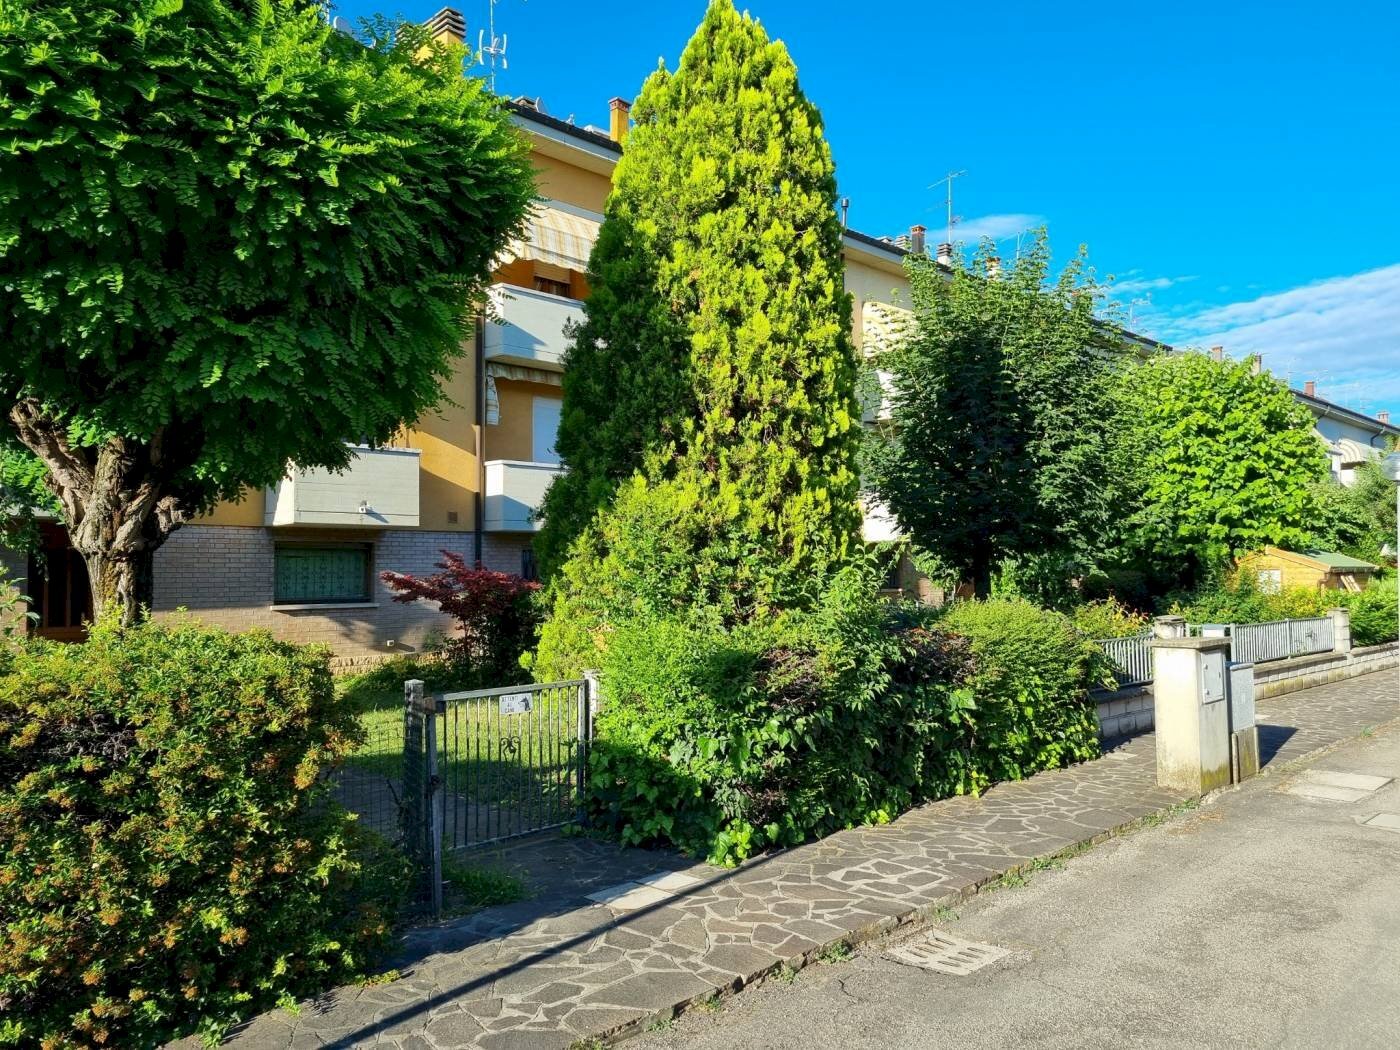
[
  {"xmin": 586, "ymin": 575, "xmax": 1104, "ymax": 866},
  {"xmin": 939, "ymin": 599, "xmax": 1106, "ymax": 782},
  {"xmin": 0, "ymin": 618, "xmax": 405, "ymax": 1048}
]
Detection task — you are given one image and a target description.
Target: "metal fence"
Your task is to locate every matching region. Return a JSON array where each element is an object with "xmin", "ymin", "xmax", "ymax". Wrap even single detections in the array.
[
  {"xmin": 1225, "ymin": 616, "xmax": 1334, "ymax": 665},
  {"xmin": 1094, "ymin": 616, "xmax": 1339, "ymax": 690},
  {"xmin": 1094, "ymin": 631, "xmax": 1155, "ymax": 687}
]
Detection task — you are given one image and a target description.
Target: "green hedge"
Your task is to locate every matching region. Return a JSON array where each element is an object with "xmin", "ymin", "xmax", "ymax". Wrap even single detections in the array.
[
  {"xmin": 586, "ymin": 579, "xmax": 1103, "ymax": 866},
  {"xmin": 0, "ymin": 619, "xmax": 405, "ymax": 1048},
  {"xmin": 939, "ymin": 599, "xmax": 1107, "ymax": 781}
]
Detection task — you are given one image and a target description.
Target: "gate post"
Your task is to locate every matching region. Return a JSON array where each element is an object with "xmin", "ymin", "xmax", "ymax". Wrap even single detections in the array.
[
  {"xmin": 401, "ymin": 679, "xmax": 425, "ymax": 862},
  {"xmin": 424, "ymin": 691, "xmax": 443, "ymax": 920},
  {"xmin": 579, "ymin": 671, "xmax": 600, "ymax": 826},
  {"xmin": 401, "ymin": 679, "xmax": 442, "ymax": 917}
]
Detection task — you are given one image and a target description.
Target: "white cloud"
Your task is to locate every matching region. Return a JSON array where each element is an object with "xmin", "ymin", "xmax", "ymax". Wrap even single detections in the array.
[
  {"xmin": 948, "ymin": 213, "xmax": 1045, "ymax": 244},
  {"xmin": 1162, "ymin": 263, "xmax": 1400, "ymax": 416},
  {"xmin": 1109, "ymin": 273, "xmax": 1197, "ymax": 296}
]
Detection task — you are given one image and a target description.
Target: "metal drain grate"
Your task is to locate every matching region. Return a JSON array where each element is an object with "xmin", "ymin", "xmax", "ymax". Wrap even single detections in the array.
[{"xmin": 887, "ymin": 930, "xmax": 1010, "ymax": 976}]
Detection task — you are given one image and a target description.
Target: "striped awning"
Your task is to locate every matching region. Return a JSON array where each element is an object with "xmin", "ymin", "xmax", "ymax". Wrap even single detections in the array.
[
  {"xmin": 505, "ymin": 205, "xmax": 600, "ymax": 271},
  {"xmin": 483, "ymin": 362, "xmax": 562, "ymax": 426}
]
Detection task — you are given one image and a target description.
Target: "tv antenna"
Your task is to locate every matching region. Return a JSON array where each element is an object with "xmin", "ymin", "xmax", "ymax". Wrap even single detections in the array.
[
  {"xmin": 478, "ymin": 0, "xmax": 512, "ymax": 92},
  {"xmin": 928, "ymin": 170, "xmax": 967, "ymax": 245},
  {"xmin": 1127, "ymin": 294, "xmax": 1152, "ymax": 327}
]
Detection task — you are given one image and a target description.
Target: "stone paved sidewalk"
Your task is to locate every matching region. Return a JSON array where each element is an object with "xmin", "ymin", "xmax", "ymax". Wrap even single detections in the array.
[{"xmin": 199, "ymin": 668, "xmax": 1397, "ymax": 1050}]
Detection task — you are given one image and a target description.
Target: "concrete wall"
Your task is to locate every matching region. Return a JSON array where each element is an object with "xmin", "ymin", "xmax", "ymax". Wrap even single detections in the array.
[
  {"xmin": 1095, "ymin": 641, "xmax": 1398, "ymax": 738},
  {"xmin": 1251, "ymin": 641, "xmax": 1398, "ymax": 700}
]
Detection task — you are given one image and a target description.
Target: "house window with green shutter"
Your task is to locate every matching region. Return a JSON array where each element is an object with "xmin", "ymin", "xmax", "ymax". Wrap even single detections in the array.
[{"xmin": 273, "ymin": 543, "xmax": 373, "ymax": 604}]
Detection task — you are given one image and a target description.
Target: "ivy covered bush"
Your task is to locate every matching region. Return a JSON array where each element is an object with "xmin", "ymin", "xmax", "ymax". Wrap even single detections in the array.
[
  {"xmin": 587, "ymin": 577, "xmax": 1104, "ymax": 866},
  {"xmin": 0, "ymin": 619, "xmax": 405, "ymax": 1048}
]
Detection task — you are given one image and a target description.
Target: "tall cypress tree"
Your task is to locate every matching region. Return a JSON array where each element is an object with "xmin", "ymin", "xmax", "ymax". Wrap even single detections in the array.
[{"xmin": 536, "ymin": 0, "xmax": 860, "ymax": 650}]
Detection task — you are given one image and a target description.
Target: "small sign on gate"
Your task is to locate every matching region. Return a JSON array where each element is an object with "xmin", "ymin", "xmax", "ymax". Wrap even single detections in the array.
[{"xmin": 499, "ymin": 691, "xmax": 533, "ymax": 716}]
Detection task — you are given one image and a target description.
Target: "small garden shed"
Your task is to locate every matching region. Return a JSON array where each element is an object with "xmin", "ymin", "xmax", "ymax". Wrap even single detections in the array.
[{"xmin": 1239, "ymin": 547, "xmax": 1380, "ymax": 593}]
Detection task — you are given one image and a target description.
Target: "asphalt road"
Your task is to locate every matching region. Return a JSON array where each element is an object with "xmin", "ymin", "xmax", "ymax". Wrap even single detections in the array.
[{"xmin": 632, "ymin": 722, "xmax": 1400, "ymax": 1050}]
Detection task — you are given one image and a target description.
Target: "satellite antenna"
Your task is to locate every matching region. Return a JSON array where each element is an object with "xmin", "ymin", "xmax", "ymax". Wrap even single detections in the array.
[
  {"xmin": 478, "ymin": 0, "xmax": 511, "ymax": 92},
  {"xmin": 331, "ymin": 15, "xmax": 353, "ymax": 35},
  {"xmin": 928, "ymin": 170, "xmax": 967, "ymax": 245}
]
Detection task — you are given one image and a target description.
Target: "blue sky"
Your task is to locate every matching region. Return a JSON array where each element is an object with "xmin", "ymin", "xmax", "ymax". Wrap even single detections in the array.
[{"xmin": 330, "ymin": 0, "xmax": 1400, "ymax": 420}]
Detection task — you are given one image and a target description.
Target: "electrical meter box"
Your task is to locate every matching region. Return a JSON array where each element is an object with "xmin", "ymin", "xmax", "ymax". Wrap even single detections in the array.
[{"xmin": 1200, "ymin": 649, "xmax": 1227, "ymax": 706}]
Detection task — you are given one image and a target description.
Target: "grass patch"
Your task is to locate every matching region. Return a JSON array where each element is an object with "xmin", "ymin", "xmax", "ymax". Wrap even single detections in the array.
[
  {"xmin": 698, "ymin": 994, "xmax": 724, "ymax": 1012},
  {"xmin": 442, "ymin": 859, "xmax": 528, "ymax": 910}
]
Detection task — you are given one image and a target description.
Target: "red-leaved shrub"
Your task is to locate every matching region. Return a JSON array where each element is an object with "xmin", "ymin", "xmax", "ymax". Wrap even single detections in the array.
[{"xmin": 382, "ymin": 551, "xmax": 540, "ymax": 684}]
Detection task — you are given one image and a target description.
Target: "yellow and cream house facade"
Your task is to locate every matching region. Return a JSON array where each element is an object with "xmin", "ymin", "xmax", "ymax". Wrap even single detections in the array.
[{"xmin": 98, "ymin": 69, "xmax": 917, "ymax": 662}]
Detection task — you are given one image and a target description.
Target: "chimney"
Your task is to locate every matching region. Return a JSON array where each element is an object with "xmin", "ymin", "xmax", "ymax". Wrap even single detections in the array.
[
  {"xmin": 1304, "ymin": 379, "xmax": 1316, "ymax": 397},
  {"xmin": 1378, "ymin": 410, "xmax": 1391, "ymax": 425},
  {"xmin": 935, "ymin": 242, "xmax": 955, "ymax": 268},
  {"xmin": 608, "ymin": 97, "xmax": 630, "ymax": 145},
  {"xmin": 425, "ymin": 6, "xmax": 465, "ymax": 42},
  {"xmin": 1250, "ymin": 353, "xmax": 1263, "ymax": 376},
  {"xmin": 1209, "ymin": 345, "xmax": 1224, "ymax": 362},
  {"xmin": 909, "ymin": 225, "xmax": 926, "ymax": 256},
  {"xmin": 987, "ymin": 255, "xmax": 1002, "ymax": 279}
]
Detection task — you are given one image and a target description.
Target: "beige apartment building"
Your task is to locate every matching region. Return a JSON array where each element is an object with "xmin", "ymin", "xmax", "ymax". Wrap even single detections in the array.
[{"xmin": 7, "ymin": 9, "xmax": 917, "ymax": 661}]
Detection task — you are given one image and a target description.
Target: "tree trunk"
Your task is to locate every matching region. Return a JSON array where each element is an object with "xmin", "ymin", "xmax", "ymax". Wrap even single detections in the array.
[
  {"xmin": 971, "ymin": 553, "xmax": 993, "ymax": 600},
  {"xmin": 82, "ymin": 547, "xmax": 156, "ymax": 627},
  {"xmin": 9, "ymin": 399, "xmax": 187, "ymax": 627}
]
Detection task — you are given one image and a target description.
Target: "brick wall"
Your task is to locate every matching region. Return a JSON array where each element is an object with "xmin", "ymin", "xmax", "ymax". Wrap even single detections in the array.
[{"xmin": 151, "ymin": 525, "xmax": 483, "ymax": 660}]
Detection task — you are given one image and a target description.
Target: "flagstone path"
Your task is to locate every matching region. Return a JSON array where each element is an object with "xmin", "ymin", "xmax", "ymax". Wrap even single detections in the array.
[{"xmin": 195, "ymin": 667, "xmax": 1397, "ymax": 1050}]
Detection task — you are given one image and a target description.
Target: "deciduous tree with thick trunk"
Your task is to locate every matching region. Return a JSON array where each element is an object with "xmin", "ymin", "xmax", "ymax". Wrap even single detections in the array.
[{"xmin": 0, "ymin": 0, "xmax": 533, "ymax": 623}]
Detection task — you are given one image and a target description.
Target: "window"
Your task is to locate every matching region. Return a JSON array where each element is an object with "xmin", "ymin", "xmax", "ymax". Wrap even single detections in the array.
[
  {"xmin": 274, "ymin": 544, "xmax": 372, "ymax": 605},
  {"xmin": 1256, "ymin": 569, "xmax": 1282, "ymax": 594},
  {"xmin": 521, "ymin": 548, "xmax": 539, "ymax": 582},
  {"xmin": 533, "ymin": 275, "xmax": 571, "ymax": 298}
]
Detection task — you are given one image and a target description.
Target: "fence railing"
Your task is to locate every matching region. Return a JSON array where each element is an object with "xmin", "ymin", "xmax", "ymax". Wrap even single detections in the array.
[
  {"xmin": 1095, "ymin": 615, "xmax": 1340, "ymax": 690},
  {"xmin": 1094, "ymin": 631, "xmax": 1155, "ymax": 687},
  {"xmin": 1224, "ymin": 616, "xmax": 1334, "ymax": 665}
]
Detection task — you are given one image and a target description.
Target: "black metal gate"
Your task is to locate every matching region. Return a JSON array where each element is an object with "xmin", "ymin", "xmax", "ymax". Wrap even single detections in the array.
[{"xmin": 401, "ymin": 676, "xmax": 595, "ymax": 915}]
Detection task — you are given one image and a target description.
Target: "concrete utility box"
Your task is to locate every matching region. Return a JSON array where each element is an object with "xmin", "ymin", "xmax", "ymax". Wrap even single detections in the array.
[
  {"xmin": 1228, "ymin": 662, "xmax": 1260, "ymax": 782},
  {"xmin": 1149, "ymin": 636, "xmax": 1234, "ymax": 794}
]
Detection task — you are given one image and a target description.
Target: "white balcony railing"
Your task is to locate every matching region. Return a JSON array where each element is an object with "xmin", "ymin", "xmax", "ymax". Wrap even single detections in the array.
[
  {"xmin": 484, "ymin": 460, "xmax": 564, "ymax": 532},
  {"xmin": 484, "ymin": 284, "xmax": 584, "ymax": 370},
  {"xmin": 265, "ymin": 446, "xmax": 421, "ymax": 528}
]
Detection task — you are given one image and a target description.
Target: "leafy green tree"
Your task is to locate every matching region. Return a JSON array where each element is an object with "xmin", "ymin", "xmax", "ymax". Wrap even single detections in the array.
[
  {"xmin": 536, "ymin": 0, "xmax": 861, "ymax": 585},
  {"xmin": 1116, "ymin": 352, "xmax": 1333, "ymax": 581},
  {"xmin": 0, "ymin": 443, "xmax": 56, "ymax": 554},
  {"xmin": 1341, "ymin": 450, "xmax": 1399, "ymax": 563},
  {"xmin": 0, "ymin": 0, "xmax": 533, "ymax": 623},
  {"xmin": 862, "ymin": 234, "xmax": 1129, "ymax": 599}
]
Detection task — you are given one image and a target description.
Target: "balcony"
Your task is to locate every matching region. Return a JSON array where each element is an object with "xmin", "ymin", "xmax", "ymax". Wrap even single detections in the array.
[
  {"xmin": 484, "ymin": 460, "xmax": 564, "ymax": 532},
  {"xmin": 266, "ymin": 446, "xmax": 421, "ymax": 528},
  {"xmin": 484, "ymin": 284, "xmax": 584, "ymax": 370}
]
